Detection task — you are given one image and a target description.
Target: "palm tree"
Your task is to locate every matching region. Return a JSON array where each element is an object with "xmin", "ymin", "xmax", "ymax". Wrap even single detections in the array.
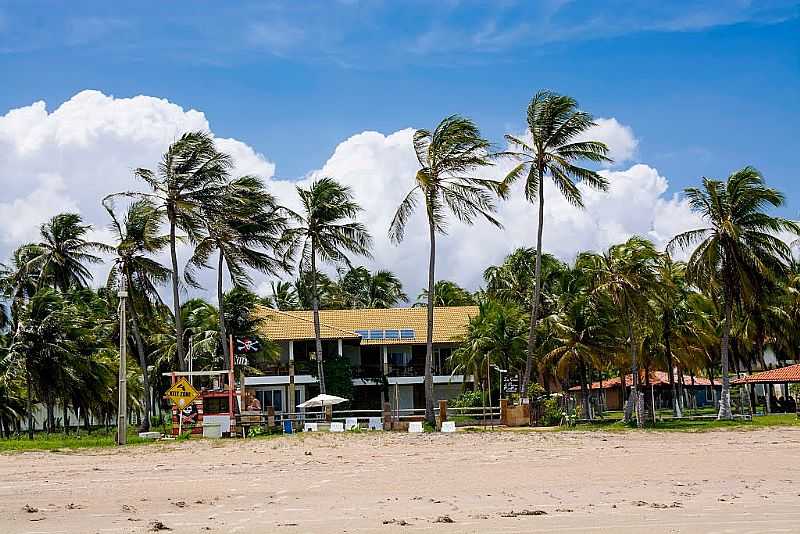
[
  {"xmin": 295, "ymin": 270, "xmax": 340, "ymax": 310},
  {"xmin": 6, "ymin": 288, "xmax": 77, "ymax": 436},
  {"xmin": 578, "ymin": 236, "xmax": 659, "ymax": 427},
  {"xmin": 415, "ymin": 280, "xmax": 475, "ymax": 307},
  {"xmin": 651, "ymin": 254, "xmax": 689, "ymax": 417},
  {"xmin": 287, "ymin": 177, "xmax": 372, "ymax": 393},
  {"xmin": 116, "ymin": 131, "xmax": 232, "ymax": 370},
  {"xmin": 27, "ymin": 213, "xmax": 109, "ymax": 293},
  {"xmin": 186, "ymin": 175, "xmax": 290, "ymax": 368},
  {"xmin": 390, "ymin": 115, "xmax": 501, "ymax": 424},
  {"xmin": 668, "ymin": 167, "xmax": 800, "ymax": 419},
  {"xmin": 451, "ymin": 300, "xmax": 527, "ymax": 400},
  {"xmin": 270, "ymin": 281, "xmax": 299, "ymax": 310},
  {"xmin": 501, "ymin": 91, "xmax": 611, "ymax": 396},
  {"xmin": 339, "ymin": 267, "xmax": 408, "ymax": 308},
  {"xmin": 543, "ymin": 265, "xmax": 613, "ymax": 420},
  {"xmin": 104, "ymin": 198, "xmax": 170, "ymax": 430}
]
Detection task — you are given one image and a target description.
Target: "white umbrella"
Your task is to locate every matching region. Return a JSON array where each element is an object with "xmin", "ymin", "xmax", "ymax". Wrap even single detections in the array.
[{"xmin": 297, "ymin": 394, "xmax": 348, "ymax": 409}]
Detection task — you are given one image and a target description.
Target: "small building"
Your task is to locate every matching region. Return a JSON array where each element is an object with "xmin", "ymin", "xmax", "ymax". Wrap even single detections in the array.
[
  {"xmin": 732, "ymin": 363, "xmax": 800, "ymax": 414},
  {"xmin": 569, "ymin": 371, "xmax": 721, "ymax": 411},
  {"xmin": 245, "ymin": 306, "xmax": 477, "ymax": 415}
]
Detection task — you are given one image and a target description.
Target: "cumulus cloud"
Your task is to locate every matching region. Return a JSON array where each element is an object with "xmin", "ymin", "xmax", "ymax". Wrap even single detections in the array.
[
  {"xmin": 0, "ymin": 90, "xmax": 699, "ymax": 303},
  {"xmin": 586, "ymin": 117, "xmax": 638, "ymax": 165}
]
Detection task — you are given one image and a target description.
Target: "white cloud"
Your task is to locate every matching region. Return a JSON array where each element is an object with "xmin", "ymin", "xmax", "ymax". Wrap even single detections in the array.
[
  {"xmin": 299, "ymin": 132, "xmax": 700, "ymax": 297},
  {"xmin": 586, "ymin": 117, "xmax": 638, "ymax": 165},
  {"xmin": 0, "ymin": 90, "xmax": 699, "ymax": 303}
]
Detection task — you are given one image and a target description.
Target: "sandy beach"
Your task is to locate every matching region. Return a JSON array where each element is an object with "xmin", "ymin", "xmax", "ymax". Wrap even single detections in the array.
[{"xmin": 2, "ymin": 428, "xmax": 799, "ymax": 533}]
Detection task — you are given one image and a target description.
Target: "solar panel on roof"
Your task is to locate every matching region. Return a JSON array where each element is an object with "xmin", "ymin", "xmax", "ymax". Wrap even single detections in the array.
[
  {"xmin": 384, "ymin": 329, "xmax": 400, "ymax": 339},
  {"xmin": 355, "ymin": 330, "xmax": 369, "ymax": 338},
  {"xmin": 400, "ymin": 329, "xmax": 415, "ymax": 339},
  {"xmin": 368, "ymin": 329, "xmax": 383, "ymax": 340}
]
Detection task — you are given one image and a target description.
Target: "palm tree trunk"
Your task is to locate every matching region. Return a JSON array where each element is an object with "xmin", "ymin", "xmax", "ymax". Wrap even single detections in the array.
[
  {"xmin": 125, "ymin": 285, "xmax": 151, "ymax": 432},
  {"xmin": 579, "ymin": 359, "xmax": 591, "ymax": 420},
  {"xmin": 62, "ymin": 402, "xmax": 69, "ymax": 434},
  {"xmin": 664, "ymin": 317, "xmax": 681, "ymax": 418},
  {"xmin": 311, "ymin": 243, "xmax": 326, "ymax": 394},
  {"xmin": 718, "ymin": 294, "xmax": 733, "ymax": 419},
  {"xmin": 624, "ymin": 303, "xmax": 643, "ymax": 427},
  {"xmin": 217, "ymin": 251, "xmax": 231, "ymax": 369},
  {"xmin": 424, "ymin": 215, "xmax": 436, "ymax": 425},
  {"xmin": 26, "ymin": 368, "xmax": 33, "ymax": 439},
  {"xmin": 46, "ymin": 398, "xmax": 55, "ymax": 433},
  {"xmin": 168, "ymin": 214, "xmax": 186, "ymax": 371},
  {"xmin": 522, "ymin": 169, "xmax": 545, "ymax": 396}
]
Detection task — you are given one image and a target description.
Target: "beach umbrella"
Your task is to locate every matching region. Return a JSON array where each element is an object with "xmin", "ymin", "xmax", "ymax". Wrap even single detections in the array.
[{"xmin": 297, "ymin": 394, "xmax": 348, "ymax": 408}]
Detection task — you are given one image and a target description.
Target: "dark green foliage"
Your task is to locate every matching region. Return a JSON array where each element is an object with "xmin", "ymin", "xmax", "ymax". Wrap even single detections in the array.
[{"xmin": 322, "ymin": 353, "xmax": 353, "ymax": 403}]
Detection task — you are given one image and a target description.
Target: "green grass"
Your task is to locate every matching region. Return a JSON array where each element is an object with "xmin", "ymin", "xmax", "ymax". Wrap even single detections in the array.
[
  {"xmin": 0, "ymin": 428, "xmax": 155, "ymax": 452},
  {"xmin": 566, "ymin": 413, "xmax": 800, "ymax": 432}
]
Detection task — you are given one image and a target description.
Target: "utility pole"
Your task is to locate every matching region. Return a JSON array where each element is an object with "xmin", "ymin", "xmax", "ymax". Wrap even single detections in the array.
[{"xmin": 116, "ymin": 280, "xmax": 128, "ymax": 446}]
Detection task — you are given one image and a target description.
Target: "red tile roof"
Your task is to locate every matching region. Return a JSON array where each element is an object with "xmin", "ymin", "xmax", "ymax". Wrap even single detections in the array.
[
  {"xmin": 569, "ymin": 370, "xmax": 713, "ymax": 391},
  {"xmin": 732, "ymin": 364, "xmax": 800, "ymax": 384}
]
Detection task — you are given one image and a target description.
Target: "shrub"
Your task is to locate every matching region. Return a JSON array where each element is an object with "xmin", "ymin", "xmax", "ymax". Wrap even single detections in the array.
[
  {"xmin": 450, "ymin": 390, "xmax": 483, "ymax": 408},
  {"xmin": 540, "ymin": 397, "xmax": 562, "ymax": 426}
]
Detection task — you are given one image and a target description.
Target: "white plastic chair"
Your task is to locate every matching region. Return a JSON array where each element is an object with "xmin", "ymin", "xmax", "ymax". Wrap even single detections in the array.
[
  {"xmin": 330, "ymin": 422, "xmax": 344, "ymax": 432},
  {"xmin": 368, "ymin": 417, "xmax": 383, "ymax": 430},
  {"xmin": 303, "ymin": 422, "xmax": 318, "ymax": 432},
  {"xmin": 345, "ymin": 417, "xmax": 358, "ymax": 431},
  {"xmin": 408, "ymin": 421, "xmax": 423, "ymax": 433},
  {"xmin": 441, "ymin": 421, "xmax": 456, "ymax": 433}
]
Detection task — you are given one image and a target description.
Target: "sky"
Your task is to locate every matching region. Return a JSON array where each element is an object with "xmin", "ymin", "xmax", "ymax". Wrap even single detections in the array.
[{"xmin": 1, "ymin": 1, "xmax": 799, "ymax": 301}]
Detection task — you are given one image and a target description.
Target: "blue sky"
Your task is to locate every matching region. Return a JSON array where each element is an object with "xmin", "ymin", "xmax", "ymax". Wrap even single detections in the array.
[
  {"xmin": 0, "ymin": 1, "xmax": 799, "ymax": 294},
  {"xmin": 2, "ymin": 1, "xmax": 798, "ymax": 193}
]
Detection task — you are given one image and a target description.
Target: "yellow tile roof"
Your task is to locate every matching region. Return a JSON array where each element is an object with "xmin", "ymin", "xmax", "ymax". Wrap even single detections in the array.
[{"xmin": 254, "ymin": 306, "xmax": 478, "ymax": 345}]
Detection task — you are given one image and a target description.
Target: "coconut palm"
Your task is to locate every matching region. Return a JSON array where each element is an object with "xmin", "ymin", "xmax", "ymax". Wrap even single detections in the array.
[
  {"xmin": 668, "ymin": 167, "xmax": 800, "ymax": 419},
  {"xmin": 415, "ymin": 280, "xmax": 475, "ymax": 307},
  {"xmin": 5, "ymin": 288, "xmax": 77, "ymax": 436},
  {"xmin": 501, "ymin": 91, "xmax": 611, "ymax": 395},
  {"xmin": 295, "ymin": 270, "xmax": 340, "ymax": 310},
  {"xmin": 0, "ymin": 246, "xmax": 40, "ymax": 329},
  {"xmin": 115, "ymin": 131, "xmax": 232, "ymax": 370},
  {"xmin": 287, "ymin": 177, "xmax": 373, "ymax": 393},
  {"xmin": 541, "ymin": 264, "xmax": 617, "ymax": 419},
  {"xmin": 104, "ymin": 198, "xmax": 170, "ymax": 430},
  {"xmin": 186, "ymin": 175, "xmax": 291, "ymax": 367},
  {"xmin": 270, "ymin": 281, "xmax": 299, "ymax": 311},
  {"xmin": 339, "ymin": 267, "xmax": 408, "ymax": 309},
  {"xmin": 651, "ymin": 254, "xmax": 689, "ymax": 417},
  {"xmin": 389, "ymin": 115, "xmax": 501, "ymax": 424},
  {"xmin": 27, "ymin": 213, "xmax": 110, "ymax": 293},
  {"xmin": 577, "ymin": 236, "xmax": 659, "ymax": 427},
  {"xmin": 451, "ymin": 300, "xmax": 527, "ymax": 396}
]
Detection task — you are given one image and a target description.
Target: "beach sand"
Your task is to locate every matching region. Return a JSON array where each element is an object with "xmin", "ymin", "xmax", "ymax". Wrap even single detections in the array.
[{"xmin": 2, "ymin": 427, "xmax": 799, "ymax": 533}]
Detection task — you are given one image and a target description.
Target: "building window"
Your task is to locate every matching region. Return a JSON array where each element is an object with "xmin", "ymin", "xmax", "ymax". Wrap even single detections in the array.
[
  {"xmin": 389, "ymin": 351, "xmax": 411, "ymax": 367},
  {"xmin": 256, "ymin": 389, "xmax": 284, "ymax": 412}
]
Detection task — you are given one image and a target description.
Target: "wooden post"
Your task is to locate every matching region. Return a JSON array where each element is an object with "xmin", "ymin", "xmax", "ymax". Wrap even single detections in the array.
[
  {"xmin": 500, "ymin": 398, "xmax": 509, "ymax": 426},
  {"xmin": 382, "ymin": 401, "xmax": 392, "ymax": 431},
  {"xmin": 438, "ymin": 399, "xmax": 447, "ymax": 429}
]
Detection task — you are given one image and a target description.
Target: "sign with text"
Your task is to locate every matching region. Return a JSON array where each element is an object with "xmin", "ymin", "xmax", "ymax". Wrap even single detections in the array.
[{"xmin": 165, "ymin": 378, "xmax": 199, "ymax": 409}]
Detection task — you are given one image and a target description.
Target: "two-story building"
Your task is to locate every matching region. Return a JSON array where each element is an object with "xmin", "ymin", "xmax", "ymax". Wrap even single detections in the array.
[{"xmin": 244, "ymin": 306, "xmax": 477, "ymax": 415}]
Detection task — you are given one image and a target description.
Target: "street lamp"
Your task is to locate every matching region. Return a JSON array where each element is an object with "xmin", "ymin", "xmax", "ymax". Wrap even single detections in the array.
[
  {"xmin": 116, "ymin": 281, "xmax": 128, "ymax": 446},
  {"xmin": 492, "ymin": 365, "xmax": 508, "ymax": 401}
]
